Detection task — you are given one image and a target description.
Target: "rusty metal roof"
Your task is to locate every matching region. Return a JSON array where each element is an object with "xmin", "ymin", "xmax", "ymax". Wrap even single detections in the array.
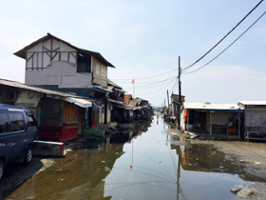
[
  {"xmin": 183, "ymin": 102, "xmax": 242, "ymax": 110},
  {"xmin": 14, "ymin": 33, "xmax": 115, "ymax": 68},
  {"xmin": 238, "ymin": 101, "xmax": 266, "ymax": 106},
  {"xmin": 0, "ymin": 79, "xmax": 94, "ymax": 101}
]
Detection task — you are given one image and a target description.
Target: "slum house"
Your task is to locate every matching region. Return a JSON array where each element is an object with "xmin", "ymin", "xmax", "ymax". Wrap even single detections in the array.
[
  {"xmin": 107, "ymin": 79, "xmax": 129, "ymax": 123},
  {"xmin": 136, "ymin": 98, "xmax": 152, "ymax": 120},
  {"xmin": 180, "ymin": 102, "xmax": 243, "ymax": 137},
  {"xmin": 171, "ymin": 93, "xmax": 185, "ymax": 121},
  {"xmin": 129, "ymin": 98, "xmax": 141, "ymax": 120},
  {"xmin": 0, "ymin": 79, "xmax": 93, "ymax": 142},
  {"xmin": 14, "ymin": 33, "xmax": 115, "ymax": 130},
  {"xmin": 113, "ymin": 94, "xmax": 134, "ymax": 123},
  {"xmin": 238, "ymin": 101, "xmax": 266, "ymax": 142}
]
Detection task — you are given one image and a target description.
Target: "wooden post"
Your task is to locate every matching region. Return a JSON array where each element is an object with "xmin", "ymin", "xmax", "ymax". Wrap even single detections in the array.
[
  {"xmin": 187, "ymin": 109, "xmax": 189, "ymax": 133},
  {"xmin": 238, "ymin": 113, "xmax": 241, "ymax": 137},
  {"xmin": 178, "ymin": 56, "xmax": 181, "ymax": 129},
  {"xmin": 167, "ymin": 90, "xmax": 170, "ymax": 114},
  {"xmin": 210, "ymin": 112, "xmax": 212, "ymax": 136}
]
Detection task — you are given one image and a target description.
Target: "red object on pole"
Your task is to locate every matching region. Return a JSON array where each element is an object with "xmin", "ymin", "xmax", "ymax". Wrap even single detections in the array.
[{"xmin": 92, "ymin": 119, "xmax": 96, "ymax": 126}]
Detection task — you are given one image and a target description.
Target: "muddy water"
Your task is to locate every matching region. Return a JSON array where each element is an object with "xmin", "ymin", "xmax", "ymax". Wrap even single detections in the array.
[{"xmin": 1, "ymin": 116, "xmax": 265, "ymax": 200}]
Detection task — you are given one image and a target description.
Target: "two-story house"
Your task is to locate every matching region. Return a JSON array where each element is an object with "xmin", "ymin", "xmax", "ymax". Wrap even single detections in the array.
[{"xmin": 14, "ymin": 33, "xmax": 115, "ymax": 127}]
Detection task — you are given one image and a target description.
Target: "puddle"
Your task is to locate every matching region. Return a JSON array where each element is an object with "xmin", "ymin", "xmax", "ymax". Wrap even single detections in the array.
[{"xmin": 2, "ymin": 117, "xmax": 265, "ymax": 200}]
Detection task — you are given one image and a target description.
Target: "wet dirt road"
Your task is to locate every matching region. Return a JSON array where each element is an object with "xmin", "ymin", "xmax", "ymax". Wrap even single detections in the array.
[{"xmin": 1, "ymin": 116, "xmax": 266, "ymax": 200}]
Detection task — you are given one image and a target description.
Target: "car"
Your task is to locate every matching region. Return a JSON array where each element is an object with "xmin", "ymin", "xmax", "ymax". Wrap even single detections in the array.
[{"xmin": 0, "ymin": 103, "xmax": 38, "ymax": 179}]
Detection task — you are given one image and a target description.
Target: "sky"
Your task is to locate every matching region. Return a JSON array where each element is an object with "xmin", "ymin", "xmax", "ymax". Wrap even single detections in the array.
[{"xmin": 0, "ymin": 0, "xmax": 265, "ymax": 106}]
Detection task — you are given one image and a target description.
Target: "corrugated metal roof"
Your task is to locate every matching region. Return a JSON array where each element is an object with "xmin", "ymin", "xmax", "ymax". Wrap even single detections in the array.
[
  {"xmin": 0, "ymin": 79, "xmax": 74, "ymax": 97},
  {"xmin": 0, "ymin": 79, "xmax": 96, "ymax": 108},
  {"xmin": 65, "ymin": 97, "xmax": 92, "ymax": 108},
  {"xmin": 115, "ymin": 104, "xmax": 134, "ymax": 110},
  {"xmin": 238, "ymin": 101, "xmax": 266, "ymax": 106},
  {"xmin": 92, "ymin": 85, "xmax": 112, "ymax": 93},
  {"xmin": 183, "ymin": 102, "xmax": 241, "ymax": 110},
  {"xmin": 14, "ymin": 33, "xmax": 115, "ymax": 68},
  {"xmin": 107, "ymin": 98, "xmax": 124, "ymax": 105}
]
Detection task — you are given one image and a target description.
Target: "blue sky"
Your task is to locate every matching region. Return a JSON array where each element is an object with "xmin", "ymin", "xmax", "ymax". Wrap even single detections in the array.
[{"xmin": 0, "ymin": 0, "xmax": 265, "ymax": 106}]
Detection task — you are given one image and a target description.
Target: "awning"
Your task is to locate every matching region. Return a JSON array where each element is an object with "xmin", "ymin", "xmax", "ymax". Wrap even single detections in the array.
[
  {"xmin": 115, "ymin": 104, "xmax": 134, "ymax": 110},
  {"xmin": 107, "ymin": 98, "xmax": 124, "ymax": 105},
  {"xmin": 65, "ymin": 97, "xmax": 92, "ymax": 108},
  {"xmin": 93, "ymin": 85, "xmax": 112, "ymax": 93},
  {"xmin": 93, "ymin": 101, "xmax": 104, "ymax": 108}
]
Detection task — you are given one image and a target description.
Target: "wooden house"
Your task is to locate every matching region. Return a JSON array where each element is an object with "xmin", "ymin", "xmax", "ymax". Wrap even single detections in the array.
[
  {"xmin": 238, "ymin": 101, "xmax": 266, "ymax": 142},
  {"xmin": 14, "ymin": 33, "xmax": 115, "ymax": 127}
]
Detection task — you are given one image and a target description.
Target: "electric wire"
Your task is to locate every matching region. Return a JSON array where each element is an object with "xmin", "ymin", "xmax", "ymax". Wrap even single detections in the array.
[
  {"xmin": 137, "ymin": 79, "xmax": 177, "ymax": 97},
  {"xmin": 182, "ymin": 0, "xmax": 264, "ymax": 72},
  {"xmin": 122, "ymin": 75, "xmax": 178, "ymax": 90},
  {"xmin": 183, "ymin": 9, "xmax": 266, "ymax": 74},
  {"xmin": 110, "ymin": 68, "xmax": 177, "ymax": 80}
]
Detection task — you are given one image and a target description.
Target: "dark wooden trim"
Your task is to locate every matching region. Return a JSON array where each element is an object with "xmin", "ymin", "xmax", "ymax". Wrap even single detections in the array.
[
  {"xmin": 51, "ymin": 52, "xmax": 59, "ymax": 61},
  {"xmin": 50, "ymin": 38, "xmax": 53, "ymax": 61},
  {"xmin": 42, "ymin": 52, "xmax": 44, "ymax": 70},
  {"xmin": 37, "ymin": 52, "xmax": 39, "ymax": 69},
  {"xmin": 43, "ymin": 47, "xmax": 50, "ymax": 51},
  {"xmin": 71, "ymin": 52, "xmax": 76, "ymax": 59},
  {"xmin": 52, "ymin": 47, "xmax": 60, "ymax": 52},
  {"xmin": 45, "ymin": 52, "xmax": 50, "ymax": 57},
  {"xmin": 26, "ymin": 52, "xmax": 35, "ymax": 61},
  {"xmin": 32, "ymin": 53, "xmax": 34, "ymax": 70},
  {"xmin": 67, "ymin": 52, "xmax": 70, "ymax": 62}
]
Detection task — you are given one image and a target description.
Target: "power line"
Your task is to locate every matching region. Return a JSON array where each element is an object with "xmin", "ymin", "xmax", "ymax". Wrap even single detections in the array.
[
  {"xmin": 183, "ymin": 9, "xmax": 266, "ymax": 74},
  {"xmin": 137, "ymin": 78, "xmax": 177, "ymax": 97},
  {"xmin": 182, "ymin": 0, "xmax": 264, "ymax": 72},
  {"xmin": 122, "ymin": 76, "xmax": 178, "ymax": 90},
  {"xmin": 110, "ymin": 68, "xmax": 177, "ymax": 80}
]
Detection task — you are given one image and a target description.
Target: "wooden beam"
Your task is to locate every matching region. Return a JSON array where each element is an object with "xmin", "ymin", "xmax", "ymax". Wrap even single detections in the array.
[
  {"xmin": 51, "ymin": 52, "xmax": 59, "ymax": 61},
  {"xmin": 42, "ymin": 52, "xmax": 44, "ymax": 70},
  {"xmin": 50, "ymin": 38, "xmax": 53, "ymax": 61},
  {"xmin": 43, "ymin": 47, "xmax": 50, "ymax": 51},
  {"xmin": 71, "ymin": 52, "xmax": 76, "ymax": 59},
  {"xmin": 26, "ymin": 52, "xmax": 35, "ymax": 61},
  {"xmin": 52, "ymin": 47, "xmax": 60, "ymax": 52}
]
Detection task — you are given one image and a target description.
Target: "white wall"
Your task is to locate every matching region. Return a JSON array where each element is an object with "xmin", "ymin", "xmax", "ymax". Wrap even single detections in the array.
[
  {"xmin": 26, "ymin": 39, "xmax": 77, "ymax": 70},
  {"xmin": 24, "ymin": 38, "xmax": 94, "ymax": 88},
  {"xmin": 25, "ymin": 61, "xmax": 92, "ymax": 88}
]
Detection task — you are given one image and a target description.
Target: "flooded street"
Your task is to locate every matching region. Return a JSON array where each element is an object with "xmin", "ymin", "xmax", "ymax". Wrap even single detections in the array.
[{"xmin": 2, "ymin": 116, "xmax": 266, "ymax": 200}]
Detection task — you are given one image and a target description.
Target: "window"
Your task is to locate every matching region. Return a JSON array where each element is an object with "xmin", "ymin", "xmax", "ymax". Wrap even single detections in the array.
[
  {"xmin": 10, "ymin": 112, "xmax": 25, "ymax": 131},
  {"xmin": 77, "ymin": 54, "xmax": 91, "ymax": 73},
  {"xmin": 27, "ymin": 113, "xmax": 36, "ymax": 127},
  {"xmin": 0, "ymin": 112, "xmax": 9, "ymax": 133}
]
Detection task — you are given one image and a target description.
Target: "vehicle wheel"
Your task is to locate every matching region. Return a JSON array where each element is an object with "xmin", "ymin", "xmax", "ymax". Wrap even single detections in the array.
[
  {"xmin": 0, "ymin": 161, "xmax": 4, "ymax": 179},
  {"xmin": 24, "ymin": 148, "xmax": 32, "ymax": 164}
]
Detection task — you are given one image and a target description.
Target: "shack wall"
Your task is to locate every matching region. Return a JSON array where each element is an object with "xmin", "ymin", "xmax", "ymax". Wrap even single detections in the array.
[{"xmin": 245, "ymin": 107, "xmax": 266, "ymax": 132}]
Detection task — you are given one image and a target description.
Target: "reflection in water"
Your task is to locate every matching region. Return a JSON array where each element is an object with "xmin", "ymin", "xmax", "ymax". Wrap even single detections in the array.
[{"xmin": 2, "ymin": 117, "xmax": 266, "ymax": 200}]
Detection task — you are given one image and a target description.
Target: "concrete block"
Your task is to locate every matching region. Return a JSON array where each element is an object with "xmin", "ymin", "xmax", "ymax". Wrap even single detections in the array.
[{"xmin": 33, "ymin": 140, "xmax": 64, "ymax": 157}]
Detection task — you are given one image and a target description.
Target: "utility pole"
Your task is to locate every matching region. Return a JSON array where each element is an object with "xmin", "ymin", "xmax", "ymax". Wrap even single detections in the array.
[
  {"xmin": 167, "ymin": 90, "xmax": 170, "ymax": 114},
  {"xmin": 178, "ymin": 56, "xmax": 181, "ymax": 129}
]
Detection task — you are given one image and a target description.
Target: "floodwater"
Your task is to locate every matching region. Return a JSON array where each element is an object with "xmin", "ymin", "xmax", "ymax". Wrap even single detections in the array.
[{"xmin": 1, "ymin": 116, "xmax": 265, "ymax": 200}]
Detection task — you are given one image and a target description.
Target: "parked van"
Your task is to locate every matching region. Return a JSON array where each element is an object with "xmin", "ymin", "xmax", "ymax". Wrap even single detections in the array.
[{"xmin": 0, "ymin": 104, "xmax": 38, "ymax": 179}]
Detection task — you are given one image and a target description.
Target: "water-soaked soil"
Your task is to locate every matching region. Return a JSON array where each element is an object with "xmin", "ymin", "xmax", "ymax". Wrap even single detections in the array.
[{"xmin": 1, "ymin": 116, "xmax": 266, "ymax": 200}]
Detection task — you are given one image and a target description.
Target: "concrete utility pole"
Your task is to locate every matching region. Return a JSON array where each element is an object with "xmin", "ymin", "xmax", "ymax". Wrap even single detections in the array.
[
  {"xmin": 167, "ymin": 90, "xmax": 170, "ymax": 114},
  {"xmin": 178, "ymin": 56, "xmax": 181, "ymax": 129}
]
